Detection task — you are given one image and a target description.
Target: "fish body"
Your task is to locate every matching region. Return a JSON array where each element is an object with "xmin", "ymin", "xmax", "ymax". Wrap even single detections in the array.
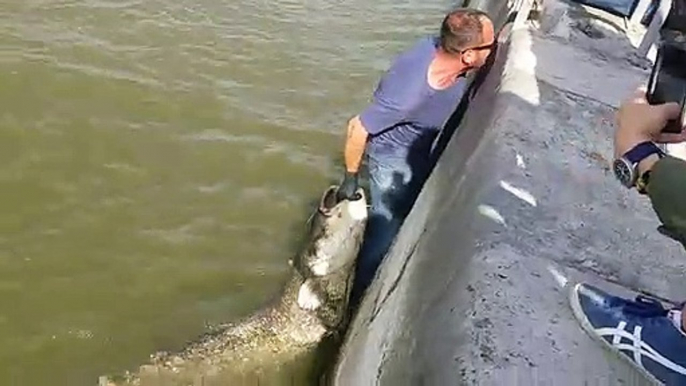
[{"xmin": 101, "ymin": 186, "xmax": 368, "ymax": 386}]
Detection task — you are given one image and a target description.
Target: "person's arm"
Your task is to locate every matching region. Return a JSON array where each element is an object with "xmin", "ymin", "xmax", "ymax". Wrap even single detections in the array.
[
  {"xmin": 344, "ymin": 115, "xmax": 369, "ymax": 173},
  {"xmin": 646, "ymin": 156, "xmax": 686, "ymax": 240},
  {"xmin": 336, "ymin": 100, "xmax": 405, "ymax": 202},
  {"xmin": 613, "ymin": 87, "xmax": 686, "ymax": 240},
  {"xmin": 336, "ymin": 63, "xmax": 417, "ymax": 201}
]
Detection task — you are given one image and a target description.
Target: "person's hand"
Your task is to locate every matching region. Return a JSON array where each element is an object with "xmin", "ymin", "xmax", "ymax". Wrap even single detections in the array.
[
  {"xmin": 336, "ymin": 172, "xmax": 361, "ymax": 202},
  {"xmin": 615, "ymin": 87, "xmax": 686, "ymax": 158}
]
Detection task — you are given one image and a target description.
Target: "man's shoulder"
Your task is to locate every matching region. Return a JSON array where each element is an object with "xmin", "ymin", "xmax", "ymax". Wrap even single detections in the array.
[
  {"xmin": 379, "ymin": 36, "xmax": 436, "ymax": 88},
  {"xmin": 393, "ymin": 35, "xmax": 438, "ymax": 66},
  {"xmin": 365, "ymin": 35, "xmax": 437, "ymax": 114}
]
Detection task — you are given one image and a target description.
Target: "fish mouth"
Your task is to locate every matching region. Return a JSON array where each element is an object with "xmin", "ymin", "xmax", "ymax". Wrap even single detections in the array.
[
  {"xmin": 318, "ymin": 185, "xmax": 365, "ymax": 217},
  {"xmin": 318, "ymin": 186, "xmax": 339, "ymax": 216}
]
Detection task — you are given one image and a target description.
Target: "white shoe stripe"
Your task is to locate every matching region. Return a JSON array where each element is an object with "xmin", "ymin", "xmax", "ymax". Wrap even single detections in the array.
[
  {"xmin": 612, "ymin": 321, "xmax": 626, "ymax": 346},
  {"xmin": 633, "ymin": 325, "xmax": 643, "ymax": 368},
  {"xmin": 595, "ymin": 322, "xmax": 686, "ymax": 376}
]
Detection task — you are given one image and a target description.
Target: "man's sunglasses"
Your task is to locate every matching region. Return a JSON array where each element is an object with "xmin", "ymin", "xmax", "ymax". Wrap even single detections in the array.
[{"xmin": 449, "ymin": 41, "xmax": 497, "ymax": 55}]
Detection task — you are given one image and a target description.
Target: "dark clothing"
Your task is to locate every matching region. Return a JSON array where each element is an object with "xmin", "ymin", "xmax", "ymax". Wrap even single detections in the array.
[
  {"xmin": 352, "ymin": 153, "xmax": 430, "ymax": 301},
  {"xmin": 648, "ymin": 156, "xmax": 686, "ymax": 244}
]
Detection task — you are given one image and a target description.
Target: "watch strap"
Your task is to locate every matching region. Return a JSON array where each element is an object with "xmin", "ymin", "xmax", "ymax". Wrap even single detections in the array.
[{"xmin": 624, "ymin": 141, "xmax": 665, "ymax": 164}]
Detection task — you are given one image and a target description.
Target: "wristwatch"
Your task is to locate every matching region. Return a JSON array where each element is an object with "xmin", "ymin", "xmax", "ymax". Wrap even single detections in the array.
[{"xmin": 612, "ymin": 141, "xmax": 665, "ymax": 190}]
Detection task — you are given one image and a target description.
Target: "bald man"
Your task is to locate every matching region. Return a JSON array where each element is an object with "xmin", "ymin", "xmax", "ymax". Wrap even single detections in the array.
[{"xmin": 336, "ymin": 8, "xmax": 496, "ymax": 301}]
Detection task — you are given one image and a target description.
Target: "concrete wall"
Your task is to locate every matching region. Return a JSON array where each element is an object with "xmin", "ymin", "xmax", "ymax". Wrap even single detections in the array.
[{"xmin": 332, "ymin": 1, "xmax": 686, "ymax": 385}]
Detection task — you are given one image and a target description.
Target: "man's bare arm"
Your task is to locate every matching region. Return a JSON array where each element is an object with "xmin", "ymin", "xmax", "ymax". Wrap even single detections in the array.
[{"xmin": 344, "ymin": 115, "xmax": 369, "ymax": 173}]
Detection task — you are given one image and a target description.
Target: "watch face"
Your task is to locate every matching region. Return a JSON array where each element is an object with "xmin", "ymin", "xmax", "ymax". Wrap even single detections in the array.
[{"xmin": 613, "ymin": 158, "xmax": 635, "ymax": 187}]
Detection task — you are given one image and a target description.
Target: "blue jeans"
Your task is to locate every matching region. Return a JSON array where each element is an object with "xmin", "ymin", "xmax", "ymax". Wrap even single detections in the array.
[{"xmin": 351, "ymin": 153, "xmax": 429, "ymax": 303}]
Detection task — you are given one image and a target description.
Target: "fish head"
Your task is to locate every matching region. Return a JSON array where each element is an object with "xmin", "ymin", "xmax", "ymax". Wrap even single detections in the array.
[{"xmin": 302, "ymin": 185, "xmax": 368, "ymax": 278}]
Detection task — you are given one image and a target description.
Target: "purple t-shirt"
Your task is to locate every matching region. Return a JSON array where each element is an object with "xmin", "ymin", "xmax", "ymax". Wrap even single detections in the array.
[{"xmin": 360, "ymin": 36, "xmax": 468, "ymax": 163}]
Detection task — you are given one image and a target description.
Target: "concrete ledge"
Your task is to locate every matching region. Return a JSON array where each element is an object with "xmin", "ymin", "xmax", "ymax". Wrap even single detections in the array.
[{"xmin": 333, "ymin": 1, "xmax": 686, "ymax": 385}]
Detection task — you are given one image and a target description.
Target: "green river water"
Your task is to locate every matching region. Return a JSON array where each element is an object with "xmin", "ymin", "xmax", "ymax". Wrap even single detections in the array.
[{"xmin": 0, "ymin": 1, "xmax": 453, "ymax": 384}]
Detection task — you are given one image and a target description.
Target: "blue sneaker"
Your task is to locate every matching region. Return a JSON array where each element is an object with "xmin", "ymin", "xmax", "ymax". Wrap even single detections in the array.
[{"xmin": 569, "ymin": 283, "xmax": 686, "ymax": 385}]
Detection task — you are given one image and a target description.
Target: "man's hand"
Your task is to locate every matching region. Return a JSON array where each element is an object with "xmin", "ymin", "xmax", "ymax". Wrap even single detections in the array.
[
  {"xmin": 615, "ymin": 87, "xmax": 686, "ymax": 158},
  {"xmin": 336, "ymin": 172, "xmax": 361, "ymax": 202}
]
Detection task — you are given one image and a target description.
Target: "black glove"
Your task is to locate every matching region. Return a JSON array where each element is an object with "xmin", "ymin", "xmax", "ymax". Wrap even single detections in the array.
[{"xmin": 336, "ymin": 172, "xmax": 361, "ymax": 202}]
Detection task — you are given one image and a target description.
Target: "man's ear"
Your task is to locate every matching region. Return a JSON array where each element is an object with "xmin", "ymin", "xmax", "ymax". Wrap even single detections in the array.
[{"xmin": 461, "ymin": 49, "xmax": 476, "ymax": 66}]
